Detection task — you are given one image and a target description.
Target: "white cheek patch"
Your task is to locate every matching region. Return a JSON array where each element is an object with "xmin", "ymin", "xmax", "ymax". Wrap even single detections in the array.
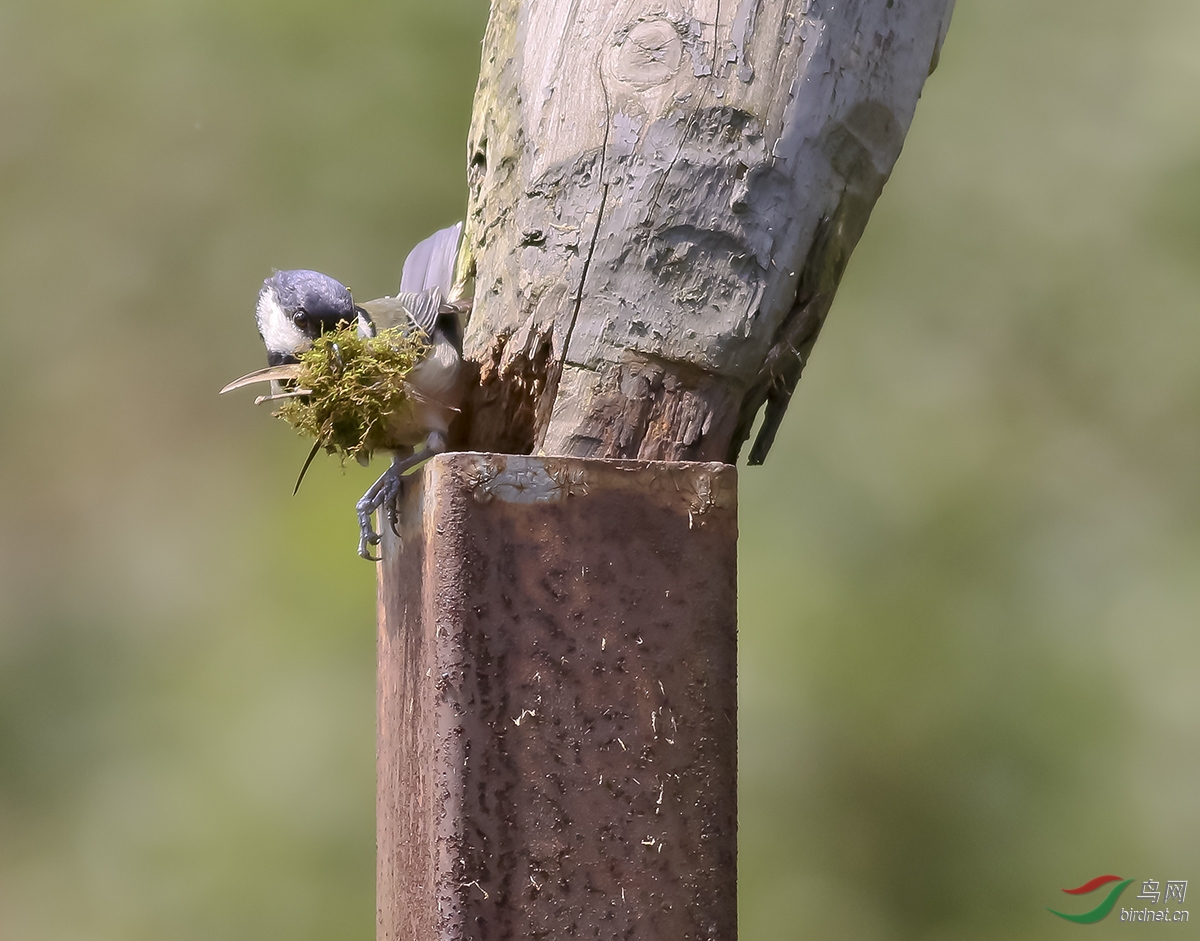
[{"xmin": 256, "ymin": 285, "xmax": 309, "ymax": 355}]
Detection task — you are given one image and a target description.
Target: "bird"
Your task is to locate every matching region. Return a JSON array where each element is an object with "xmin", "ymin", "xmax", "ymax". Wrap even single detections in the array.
[{"xmin": 221, "ymin": 223, "xmax": 466, "ymax": 560}]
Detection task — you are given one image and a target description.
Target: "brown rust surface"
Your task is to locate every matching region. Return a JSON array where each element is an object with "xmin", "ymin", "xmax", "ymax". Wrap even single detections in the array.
[{"xmin": 378, "ymin": 453, "xmax": 737, "ymax": 941}]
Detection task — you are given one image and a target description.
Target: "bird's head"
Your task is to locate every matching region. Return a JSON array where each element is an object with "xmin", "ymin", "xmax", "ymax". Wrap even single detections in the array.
[{"xmin": 256, "ymin": 269, "xmax": 357, "ymax": 365}]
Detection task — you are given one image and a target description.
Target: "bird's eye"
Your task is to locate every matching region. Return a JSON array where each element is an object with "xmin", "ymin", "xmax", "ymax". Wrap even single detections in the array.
[{"xmin": 293, "ymin": 310, "xmax": 310, "ymax": 327}]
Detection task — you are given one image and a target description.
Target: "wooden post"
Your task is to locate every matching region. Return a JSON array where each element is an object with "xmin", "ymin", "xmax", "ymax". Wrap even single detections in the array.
[
  {"xmin": 377, "ymin": 453, "xmax": 737, "ymax": 941},
  {"xmin": 457, "ymin": 0, "xmax": 955, "ymax": 464}
]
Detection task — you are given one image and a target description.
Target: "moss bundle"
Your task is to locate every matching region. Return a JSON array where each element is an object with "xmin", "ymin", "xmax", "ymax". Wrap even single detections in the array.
[{"xmin": 275, "ymin": 324, "xmax": 429, "ymax": 464}]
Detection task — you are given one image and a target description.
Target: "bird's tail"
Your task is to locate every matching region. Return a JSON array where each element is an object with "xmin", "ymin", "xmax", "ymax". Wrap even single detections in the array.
[{"xmin": 399, "ymin": 222, "xmax": 462, "ymax": 298}]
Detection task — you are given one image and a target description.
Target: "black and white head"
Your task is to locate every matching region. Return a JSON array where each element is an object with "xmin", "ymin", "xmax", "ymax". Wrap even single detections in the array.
[{"xmin": 256, "ymin": 269, "xmax": 357, "ymax": 365}]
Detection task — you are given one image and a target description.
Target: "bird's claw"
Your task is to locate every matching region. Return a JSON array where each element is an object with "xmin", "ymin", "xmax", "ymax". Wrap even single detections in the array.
[
  {"xmin": 356, "ymin": 466, "xmax": 406, "ymax": 561},
  {"xmin": 357, "ymin": 530, "xmax": 381, "ymax": 562},
  {"xmin": 385, "ymin": 497, "xmax": 401, "ymax": 538}
]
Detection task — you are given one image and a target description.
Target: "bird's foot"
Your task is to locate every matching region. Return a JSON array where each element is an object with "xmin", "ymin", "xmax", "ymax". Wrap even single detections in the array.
[
  {"xmin": 356, "ymin": 467, "xmax": 406, "ymax": 561},
  {"xmin": 354, "ymin": 434, "xmax": 448, "ymax": 562}
]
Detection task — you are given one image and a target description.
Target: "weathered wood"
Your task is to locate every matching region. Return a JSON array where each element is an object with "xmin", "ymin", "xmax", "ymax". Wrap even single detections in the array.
[
  {"xmin": 377, "ymin": 453, "xmax": 737, "ymax": 941},
  {"xmin": 458, "ymin": 0, "xmax": 954, "ymax": 463}
]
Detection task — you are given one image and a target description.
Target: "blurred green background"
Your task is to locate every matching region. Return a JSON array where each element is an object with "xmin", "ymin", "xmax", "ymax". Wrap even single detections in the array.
[{"xmin": 0, "ymin": 1, "xmax": 1196, "ymax": 938}]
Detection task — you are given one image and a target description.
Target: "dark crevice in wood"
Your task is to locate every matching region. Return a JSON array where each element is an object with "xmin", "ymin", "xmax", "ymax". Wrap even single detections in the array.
[{"xmin": 463, "ymin": 327, "xmax": 556, "ymax": 454}]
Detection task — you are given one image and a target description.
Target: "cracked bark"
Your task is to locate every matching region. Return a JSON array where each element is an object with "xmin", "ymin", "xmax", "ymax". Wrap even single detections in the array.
[{"xmin": 457, "ymin": 0, "xmax": 955, "ymax": 463}]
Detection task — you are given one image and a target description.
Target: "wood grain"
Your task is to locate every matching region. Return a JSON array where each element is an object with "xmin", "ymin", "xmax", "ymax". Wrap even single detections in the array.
[{"xmin": 459, "ymin": 0, "xmax": 955, "ymax": 463}]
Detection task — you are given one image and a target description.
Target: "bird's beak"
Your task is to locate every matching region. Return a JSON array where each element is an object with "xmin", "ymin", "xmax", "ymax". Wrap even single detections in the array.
[{"xmin": 219, "ymin": 364, "xmax": 303, "ymax": 395}]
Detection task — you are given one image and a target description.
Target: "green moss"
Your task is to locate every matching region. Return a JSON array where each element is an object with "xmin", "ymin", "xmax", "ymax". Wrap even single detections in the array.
[{"xmin": 275, "ymin": 324, "xmax": 428, "ymax": 463}]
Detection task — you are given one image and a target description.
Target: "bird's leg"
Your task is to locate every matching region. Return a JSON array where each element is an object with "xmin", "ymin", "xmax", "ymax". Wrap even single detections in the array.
[{"xmin": 355, "ymin": 432, "xmax": 448, "ymax": 561}]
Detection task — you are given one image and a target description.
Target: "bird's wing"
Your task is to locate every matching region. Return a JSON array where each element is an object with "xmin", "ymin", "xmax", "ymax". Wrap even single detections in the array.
[
  {"xmin": 399, "ymin": 223, "xmax": 462, "ymax": 297},
  {"xmin": 357, "ymin": 291, "xmax": 443, "ymax": 338},
  {"xmin": 356, "ymin": 296, "xmax": 428, "ymax": 335},
  {"xmin": 357, "ymin": 224, "xmax": 463, "ymax": 338},
  {"xmin": 395, "ymin": 290, "xmax": 440, "ymax": 335}
]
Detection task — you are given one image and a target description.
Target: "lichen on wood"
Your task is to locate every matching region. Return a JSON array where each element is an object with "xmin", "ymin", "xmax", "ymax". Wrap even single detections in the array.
[{"xmin": 459, "ymin": 0, "xmax": 956, "ymax": 463}]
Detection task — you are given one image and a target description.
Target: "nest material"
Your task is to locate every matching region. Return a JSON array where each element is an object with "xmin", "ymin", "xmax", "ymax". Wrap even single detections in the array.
[{"xmin": 275, "ymin": 324, "xmax": 428, "ymax": 463}]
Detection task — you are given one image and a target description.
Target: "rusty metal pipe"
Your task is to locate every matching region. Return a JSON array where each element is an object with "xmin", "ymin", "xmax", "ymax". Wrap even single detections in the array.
[{"xmin": 377, "ymin": 453, "xmax": 737, "ymax": 941}]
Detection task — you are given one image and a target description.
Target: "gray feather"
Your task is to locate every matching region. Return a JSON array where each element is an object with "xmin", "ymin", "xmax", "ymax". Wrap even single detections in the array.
[
  {"xmin": 395, "ymin": 290, "xmax": 440, "ymax": 336},
  {"xmin": 354, "ymin": 224, "xmax": 462, "ymax": 338},
  {"xmin": 399, "ymin": 223, "xmax": 461, "ymax": 297},
  {"xmin": 356, "ymin": 295, "xmax": 436, "ymax": 337}
]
